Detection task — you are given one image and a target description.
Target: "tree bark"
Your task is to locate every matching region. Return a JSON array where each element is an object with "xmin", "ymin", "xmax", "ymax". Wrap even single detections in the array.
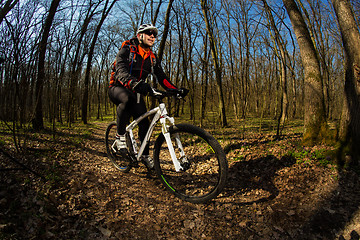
[
  {"xmin": 68, "ymin": 1, "xmax": 101, "ymax": 125},
  {"xmin": 332, "ymin": 0, "xmax": 360, "ymax": 165},
  {"xmin": 223, "ymin": 1, "xmax": 239, "ymax": 121},
  {"xmin": 200, "ymin": 34, "xmax": 209, "ymax": 128},
  {"xmin": 32, "ymin": 0, "xmax": 61, "ymax": 130},
  {"xmin": 157, "ymin": 0, "xmax": 174, "ymax": 63},
  {"xmin": 151, "ymin": 0, "xmax": 162, "ymax": 25},
  {"xmin": 261, "ymin": 0, "xmax": 289, "ymax": 137},
  {"xmin": 82, "ymin": 0, "xmax": 117, "ymax": 124},
  {"xmin": 0, "ymin": 0, "xmax": 19, "ymax": 25},
  {"xmin": 200, "ymin": 0, "xmax": 227, "ymax": 127},
  {"xmin": 282, "ymin": 0, "xmax": 327, "ymax": 145}
]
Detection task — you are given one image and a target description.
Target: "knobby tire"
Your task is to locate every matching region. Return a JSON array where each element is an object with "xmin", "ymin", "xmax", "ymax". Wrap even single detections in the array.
[{"xmin": 153, "ymin": 124, "xmax": 228, "ymax": 203}]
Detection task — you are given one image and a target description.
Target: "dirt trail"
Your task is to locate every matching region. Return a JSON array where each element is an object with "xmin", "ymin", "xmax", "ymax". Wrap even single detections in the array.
[{"xmin": 1, "ymin": 122, "xmax": 360, "ymax": 239}]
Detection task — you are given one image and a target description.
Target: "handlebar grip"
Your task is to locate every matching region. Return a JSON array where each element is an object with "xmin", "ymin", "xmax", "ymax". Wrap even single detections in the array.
[{"xmin": 150, "ymin": 88, "xmax": 186, "ymax": 100}]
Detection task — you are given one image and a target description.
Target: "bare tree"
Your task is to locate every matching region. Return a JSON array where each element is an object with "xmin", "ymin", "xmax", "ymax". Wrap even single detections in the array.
[
  {"xmin": 200, "ymin": 34, "xmax": 210, "ymax": 127},
  {"xmin": 2, "ymin": 0, "xmax": 356, "ymax": 141},
  {"xmin": 200, "ymin": 0, "xmax": 227, "ymax": 127},
  {"xmin": 67, "ymin": 0, "xmax": 102, "ymax": 125},
  {"xmin": 261, "ymin": 0, "xmax": 289, "ymax": 137},
  {"xmin": 222, "ymin": 0, "xmax": 239, "ymax": 120},
  {"xmin": 332, "ymin": 0, "xmax": 360, "ymax": 166},
  {"xmin": 282, "ymin": 0, "xmax": 327, "ymax": 145},
  {"xmin": 157, "ymin": 0, "xmax": 174, "ymax": 63},
  {"xmin": 82, "ymin": 0, "xmax": 118, "ymax": 124},
  {"xmin": 33, "ymin": 0, "xmax": 61, "ymax": 130},
  {"xmin": 0, "ymin": 0, "xmax": 19, "ymax": 25},
  {"xmin": 151, "ymin": 0, "xmax": 162, "ymax": 24}
]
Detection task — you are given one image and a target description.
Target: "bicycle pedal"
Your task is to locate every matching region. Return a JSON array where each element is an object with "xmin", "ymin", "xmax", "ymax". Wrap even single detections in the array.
[
  {"xmin": 181, "ymin": 161, "xmax": 191, "ymax": 171},
  {"xmin": 117, "ymin": 151, "xmax": 127, "ymax": 157},
  {"xmin": 126, "ymin": 154, "xmax": 139, "ymax": 167}
]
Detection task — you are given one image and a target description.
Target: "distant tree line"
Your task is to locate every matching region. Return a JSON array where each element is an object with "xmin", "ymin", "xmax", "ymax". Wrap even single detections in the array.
[{"xmin": 0, "ymin": 0, "xmax": 359, "ymax": 164}]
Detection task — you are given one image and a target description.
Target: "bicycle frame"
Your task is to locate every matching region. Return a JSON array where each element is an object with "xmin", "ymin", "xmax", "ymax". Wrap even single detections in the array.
[{"xmin": 125, "ymin": 102, "xmax": 185, "ymax": 172}]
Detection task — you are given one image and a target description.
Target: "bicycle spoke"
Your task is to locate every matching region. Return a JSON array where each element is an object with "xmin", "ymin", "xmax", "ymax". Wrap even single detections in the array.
[{"xmin": 154, "ymin": 124, "xmax": 227, "ymax": 203}]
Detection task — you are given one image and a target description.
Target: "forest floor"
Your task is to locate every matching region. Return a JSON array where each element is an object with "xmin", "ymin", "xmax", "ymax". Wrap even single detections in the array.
[{"xmin": 1, "ymin": 119, "xmax": 360, "ymax": 239}]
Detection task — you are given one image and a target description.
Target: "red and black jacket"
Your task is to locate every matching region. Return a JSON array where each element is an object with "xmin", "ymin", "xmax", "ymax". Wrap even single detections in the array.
[{"xmin": 109, "ymin": 37, "xmax": 177, "ymax": 90}]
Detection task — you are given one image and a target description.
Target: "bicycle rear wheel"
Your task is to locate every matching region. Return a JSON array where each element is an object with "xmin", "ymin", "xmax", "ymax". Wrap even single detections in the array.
[
  {"xmin": 153, "ymin": 124, "xmax": 228, "ymax": 203},
  {"xmin": 105, "ymin": 121, "xmax": 132, "ymax": 172}
]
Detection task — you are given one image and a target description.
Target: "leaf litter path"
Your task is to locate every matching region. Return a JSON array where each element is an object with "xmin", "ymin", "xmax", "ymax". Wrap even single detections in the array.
[{"xmin": 1, "ymin": 122, "xmax": 360, "ymax": 239}]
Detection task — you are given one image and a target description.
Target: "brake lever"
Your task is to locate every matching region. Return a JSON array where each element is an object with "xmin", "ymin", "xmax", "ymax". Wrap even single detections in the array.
[{"xmin": 150, "ymin": 87, "xmax": 163, "ymax": 96}]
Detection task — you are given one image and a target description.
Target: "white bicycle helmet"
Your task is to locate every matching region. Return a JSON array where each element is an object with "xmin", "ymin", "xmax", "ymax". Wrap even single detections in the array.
[{"xmin": 136, "ymin": 24, "xmax": 158, "ymax": 36}]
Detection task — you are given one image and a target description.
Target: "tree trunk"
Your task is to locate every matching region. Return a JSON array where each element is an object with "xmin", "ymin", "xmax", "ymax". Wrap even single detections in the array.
[
  {"xmin": 224, "ymin": 2, "xmax": 239, "ymax": 121},
  {"xmin": 67, "ymin": 2, "xmax": 100, "ymax": 125},
  {"xmin": 32, "ymin": 0, "xmax": 61, "ymax": 130},
  {"xmin": 262, "ymin": 0, "xmax": 289, "ymax": 137},
  {"xmin": 282, "ymin": 0, "xmax": 327, "ymax": 145},
  {"xmin": 200, "ymin": 0, "xmax": 227, "ymax": 127},
  {"xmin": 0, "ymin": 0, "xmax": 19, "ymax": 25},
  {"xmin": 332, "ymin": 0, "xmax": 360, "ymax": 166},
  {"xmin": 157, "ymin": 0, "xmax": 174, "ymax": 63},
  {"xmin": 82, "ymin": 0, "xmax": 117, "ymax": 124},
  {"xmin": 151, "ymin": 0, "xmax": 162, "ymax": 24},
  {"xmin": 200, "ymin": 36, "xmax": 209, "ymax": 128}
]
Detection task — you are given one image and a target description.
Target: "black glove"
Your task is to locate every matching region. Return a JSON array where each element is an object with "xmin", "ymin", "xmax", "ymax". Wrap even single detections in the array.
[
  {"xmin": 178, "ymin": 88, "xmax": 189, "ymax": 98},
  {"xmin": 131, "ymin": 81, "xmax": 152, "ymax": 95}
]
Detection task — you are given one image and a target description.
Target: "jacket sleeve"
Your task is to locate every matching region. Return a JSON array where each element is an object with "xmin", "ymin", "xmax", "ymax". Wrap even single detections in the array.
[
  {"xmin": 114, "ymin": 46, "xmax": 137, "ymax": 88},
  {"xmin": 154, "ymin": 59, "xmax": 177, "ymax": 90}
]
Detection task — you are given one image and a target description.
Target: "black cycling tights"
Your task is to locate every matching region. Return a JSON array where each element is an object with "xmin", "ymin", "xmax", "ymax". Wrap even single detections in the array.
[{"xmin": 108, "ymin": 86, "xmax": 150, "ymax": 155}]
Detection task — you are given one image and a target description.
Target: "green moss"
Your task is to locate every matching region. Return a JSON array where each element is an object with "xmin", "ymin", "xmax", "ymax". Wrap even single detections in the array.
[{"xmin": 302, "ymin": 121, "xmax": 336, "ymax": 146}]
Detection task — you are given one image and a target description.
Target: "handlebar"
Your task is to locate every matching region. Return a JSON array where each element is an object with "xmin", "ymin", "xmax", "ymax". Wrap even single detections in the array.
[{"xmin": 150, "ymin": 88, "xmax": 186, "ymax": 100}]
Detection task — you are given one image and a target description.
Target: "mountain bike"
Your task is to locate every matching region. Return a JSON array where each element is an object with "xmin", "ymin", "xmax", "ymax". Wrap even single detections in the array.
[{"xmin": 105, "ymin": 89, "xmax": 228, "ymax": 203}]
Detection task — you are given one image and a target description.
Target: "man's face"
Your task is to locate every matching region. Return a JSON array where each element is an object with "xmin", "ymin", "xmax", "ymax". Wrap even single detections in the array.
[{"xmin": 138, "ymin": 30, "xmax": 157, "ymax": 48}]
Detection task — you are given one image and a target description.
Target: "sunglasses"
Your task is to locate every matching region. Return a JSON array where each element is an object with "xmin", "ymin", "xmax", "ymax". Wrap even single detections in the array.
[{"xmin": 143, "ymin": 30, "xmax": 157, "ymax": 38}]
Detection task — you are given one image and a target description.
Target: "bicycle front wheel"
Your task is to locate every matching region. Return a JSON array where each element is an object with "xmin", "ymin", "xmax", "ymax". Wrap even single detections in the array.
[
  {"xmin": 105, "ymin": 121, "xmax": 132, "ymax": 173},
  {"xmin": 153, "ymin": 124, "xmax": 228, "ymax": 203}
]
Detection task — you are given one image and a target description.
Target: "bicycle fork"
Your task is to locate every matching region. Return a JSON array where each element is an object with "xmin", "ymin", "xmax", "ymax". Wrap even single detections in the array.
[{"xmin": 160, "ymin": 117, "xmax": 188, "ymax": 172}]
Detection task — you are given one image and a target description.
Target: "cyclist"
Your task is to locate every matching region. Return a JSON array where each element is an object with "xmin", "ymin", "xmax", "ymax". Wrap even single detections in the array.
[{"xmin": 108, "ymin": 24, "xmax": 188, "ymax": 169}]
